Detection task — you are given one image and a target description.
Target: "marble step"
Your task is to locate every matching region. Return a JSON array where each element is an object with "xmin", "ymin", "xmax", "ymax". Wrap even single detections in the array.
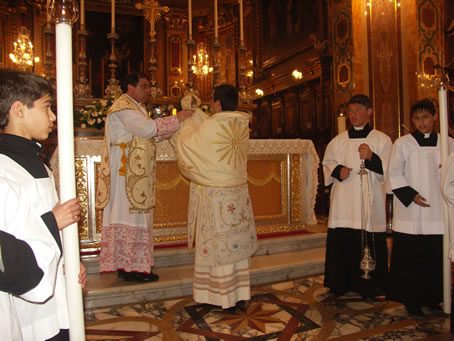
[
  {"xmin": 82, "ymin": 229, "xmax": 327, "ymax": 275},
  {"xmin": 83, "ymin": 246, "xmax": 326, "ymax": 309}
]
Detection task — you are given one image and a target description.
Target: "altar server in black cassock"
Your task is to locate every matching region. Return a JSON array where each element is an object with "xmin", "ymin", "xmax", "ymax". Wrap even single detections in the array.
[
  {"xmin": 387, "ymin": 99, "xmax": 454, "ymax": 317},
  {"xmin": 322, "ymin": 94, "xmax": 392, "ymax": 298}
]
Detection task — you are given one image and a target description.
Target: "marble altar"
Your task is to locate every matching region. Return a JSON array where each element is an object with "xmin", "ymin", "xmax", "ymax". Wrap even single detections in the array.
[{"xmin": 51, "ymin": 138, "xmax": 319, "ymax": 254}]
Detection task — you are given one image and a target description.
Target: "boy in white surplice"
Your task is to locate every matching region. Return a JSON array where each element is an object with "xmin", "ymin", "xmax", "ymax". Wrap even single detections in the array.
[
  {"xmin": 387, "ymin": 99, "xmax": 454, "ymax": 317},
  {"xmin": 0, "ymin": 69, "xmax": 86, "ymax": 340},
  {"xmin": 323, "ymin": 94, "xmax": 392, "ymax": 299}
]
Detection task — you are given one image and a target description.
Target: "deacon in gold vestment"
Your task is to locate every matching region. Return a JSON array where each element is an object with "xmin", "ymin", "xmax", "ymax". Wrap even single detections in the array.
[
  {"xmin": 97, "ymin": 73, "xmax": 193, "ymax": 282},
  {"xmin": 174, "ymin": 85, "xmax": 258, "ymax": 309}
]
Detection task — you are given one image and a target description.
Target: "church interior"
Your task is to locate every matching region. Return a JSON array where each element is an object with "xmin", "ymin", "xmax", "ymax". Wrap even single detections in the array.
[{"xmin": 2, "ymin": 0, "xmax": 454, "ymax": 339}]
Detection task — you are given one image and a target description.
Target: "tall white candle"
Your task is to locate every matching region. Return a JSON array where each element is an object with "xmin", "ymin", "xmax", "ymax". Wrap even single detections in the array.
[
  {"xmin": 214, "ymin": 0, "xmax": 218, "ymax": 40},
  {"xmin": 81, "ymin": 0, "xmax": 85, "ymax": 26},
  {"xmin": 239, "ymin": 0, "xmax": 244, "ymax": 43},
  {"xmin": 188, "ymin": 0, "xmax": 192, "ymax": 39},
  {"xmin": 55, "ymin": 22, "xmax": 86, "ymax": 340},
  {"xmin": 337, "ymin": 115, "xmax": 346, "ymax": 134},
  {"xmin": 111, "ymin": 0, "xmax": 115, "ymax": 33},
  {"xmin": 439, "ymin": 86, "xmax": 451, "ymax": 314}
]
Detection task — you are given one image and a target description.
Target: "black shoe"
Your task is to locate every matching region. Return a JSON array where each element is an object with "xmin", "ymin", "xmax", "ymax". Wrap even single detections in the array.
[
  {"xmin": 406, "ymin": 305, "xmax": 424, "ymax": 319},
  {"xmin": 361, "ymin": 295, "xmax": 376, "ymax": 302},
  {"xmin": 223, "ymin": 305, "xmax": 237, "ymax": 312},
  {"xmin": 119, "ymin": 271, "xmax": 159, "ymax": 282},
  {"xmin": 235, "ymin": 300, "xmax": 248, "ymax": 310},
  {"xmin": 427, "ymin": 304, "xmax": 443, "ymax": 314},
  {"xmin": 329, "ymin": 289, "xmax": 346, "ymax": 297}
]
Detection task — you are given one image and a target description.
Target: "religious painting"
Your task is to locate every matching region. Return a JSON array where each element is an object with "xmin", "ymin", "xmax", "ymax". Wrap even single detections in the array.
[
  {"xmin": 261, "ymin": 0, "xmax": 322, "ymax": 68},
  {"xmin": 86, "ymin": 11, "xmax": 144, "ymax": 98}
]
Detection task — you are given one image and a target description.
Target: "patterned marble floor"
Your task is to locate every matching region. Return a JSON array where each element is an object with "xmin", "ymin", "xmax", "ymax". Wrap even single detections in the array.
[{"xmin": 84, "ymin": 275, "xmax": 451, "ymax": 340}]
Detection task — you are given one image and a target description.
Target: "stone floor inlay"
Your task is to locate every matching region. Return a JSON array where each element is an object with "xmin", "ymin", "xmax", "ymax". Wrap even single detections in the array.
[{"xmin": 84, "ymin": 275, "xmax": 450, "ymax": 340}]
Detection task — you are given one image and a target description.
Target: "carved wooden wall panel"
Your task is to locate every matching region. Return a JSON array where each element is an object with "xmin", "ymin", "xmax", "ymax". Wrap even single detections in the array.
[
  {"xmin": 368, "ymin": 0, "xmax": 402, "ymax": 141},
  {"xmin": 283, "ymin": 92, "xmax": 298, "ymax": 137},
  {"xmin": 259, "ymin": 100, "xmax": 271, "ymax": 137},
  {"xmin": 271, "ymin": 97, "xmax": 283, "ymax": 137},
  {"xmin": 298, "ymin": 87, "xmax": 316, "ymax": 136}
]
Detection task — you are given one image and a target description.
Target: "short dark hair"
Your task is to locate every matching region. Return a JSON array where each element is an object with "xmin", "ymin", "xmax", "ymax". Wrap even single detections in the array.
[
  {"xmin": 122, "ymin": 72, "xmax": 149, "ymax": 93},
  {"xmin": 347, "ymin": 94, "xmax": 372, "ymax": 109},
  {"xmin": 213, "ymin": 84, "xmax": 238, "ymax": 111},
  {"xmin": 0, "ymin": 69, "xmax": 53, "ymax": 129},
  {"xmin": 411, "ymin": 98, "xmax": 436, "ymax": 117}
]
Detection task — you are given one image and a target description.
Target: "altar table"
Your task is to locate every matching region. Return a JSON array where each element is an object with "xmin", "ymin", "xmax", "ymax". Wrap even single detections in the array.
[{"xmin": 51, "ymin": 138, "xmax": 319, "ymax": 253}]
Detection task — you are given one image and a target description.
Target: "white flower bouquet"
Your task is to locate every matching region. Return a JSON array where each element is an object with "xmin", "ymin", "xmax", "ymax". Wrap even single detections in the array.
[{"xmin": 79, "ymin": 98, "xmax": 113, "ymax": 129}]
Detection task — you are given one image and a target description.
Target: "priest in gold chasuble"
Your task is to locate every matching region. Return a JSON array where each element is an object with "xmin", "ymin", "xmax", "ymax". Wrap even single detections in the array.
[{"xmin": 174, "ymin": 85, "xmax": 258, "ymax": 309}]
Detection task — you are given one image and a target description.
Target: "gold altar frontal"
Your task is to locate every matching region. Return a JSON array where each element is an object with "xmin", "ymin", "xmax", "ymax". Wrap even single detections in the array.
[{"xmin": 52, "ymin": 137, "xmax": 319, "ymax": 254}]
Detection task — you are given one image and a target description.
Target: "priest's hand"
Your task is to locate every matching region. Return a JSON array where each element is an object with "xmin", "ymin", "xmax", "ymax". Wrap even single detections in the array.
[
  {"xmin": 413, "ymin": 194, "xmax": 430, "ymax": 207},
  {"xmin": 52, "ymin": 198, "xmax": 81, "ymax": 230},
  {"xmin": 177, "ymin": 109, "xmax": 194, "ymax": 122},
  {"xmin": 339, "ymin": 166, "xmax": 352, "ymax": 180},
  {"xmin": 358, "ymin": 143, "xmax": 373, "ymax": 160}
]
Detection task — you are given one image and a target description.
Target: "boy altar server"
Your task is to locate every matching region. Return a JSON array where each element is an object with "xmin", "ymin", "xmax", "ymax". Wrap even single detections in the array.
[
  {"xmin": 387, "ymin": 99, "xmax": 454, "ymax": 317},
  {"xmin": 322, "ymin": 94, "xmax": 392, "ymax": 298},
  {"xmin": 0, "ymin": 69, "xmax": 86, "ymax": 340}
]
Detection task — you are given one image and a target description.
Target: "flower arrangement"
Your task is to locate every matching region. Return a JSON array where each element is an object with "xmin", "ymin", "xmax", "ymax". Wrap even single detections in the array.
[{"xmin": 79, "ymin": 98, "xmax": 114, "ymax": 129}]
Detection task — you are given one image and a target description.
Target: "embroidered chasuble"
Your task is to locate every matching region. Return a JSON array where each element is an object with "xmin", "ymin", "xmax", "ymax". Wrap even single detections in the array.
[
  {"xmin": 98, "ymin": 94, "xmax": 180, "ymax": 273},
  {"xmin": 174, "ymin": 110, "xmax": 258, "ymax": 267},
  {"xmin": 96, "ymin": 93, "xmax": 157, "ymax": 213}
]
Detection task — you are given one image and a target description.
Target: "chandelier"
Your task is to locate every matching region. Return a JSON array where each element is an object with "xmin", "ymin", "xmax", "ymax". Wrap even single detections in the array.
[
  {"xmin": 9, "ymin": 26, "xmax": 40, "ymax": 70},
  {"xmin": 192, "ymin": 41, "xmax": 213, "ymax": 77}
]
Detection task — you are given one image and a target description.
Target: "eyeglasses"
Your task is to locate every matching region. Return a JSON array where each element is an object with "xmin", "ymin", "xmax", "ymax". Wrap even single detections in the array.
[{"xmin": 137, "ymin": 83, "xmax": 151, "ymax": 89}]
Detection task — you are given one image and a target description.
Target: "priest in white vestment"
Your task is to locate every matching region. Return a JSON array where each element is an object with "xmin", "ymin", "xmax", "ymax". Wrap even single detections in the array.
[
  {"xmin": 173, "ymin": 84, "xmax": 258, "ymax": 309},
  {"xmin": 388, "ymin": 99, "xmax": 454, "ymax": 317},
  {"xmin": 97, "ymin": 73, "xmax": 193, "ymax": 282},
  {"xmin": 323, "ymin": 94, "xmax": 392, "ymax": 299}
]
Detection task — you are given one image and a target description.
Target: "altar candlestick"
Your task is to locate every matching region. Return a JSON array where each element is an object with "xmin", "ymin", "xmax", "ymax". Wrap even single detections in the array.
[
  {"xmin": 188, "ymin": 0, "xmax": 192, "ymax": 40},
  {"xmin": 239, "ymin": 0, "xmax": 244, "ymax": 43},
  {"xmin": 81, "ymin": 0, "xmax": 85, "ymax": 26},
  {"xmin": 337, "ymin": 115, "xmax": 346, "ymax": 134},
  {"xmin": 111, "ymin": 0, "xmax": 115, "ymax": 33},
  {"xmin": 214, "ymin": 0, "xmax": 218, "ymax": 40}
]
